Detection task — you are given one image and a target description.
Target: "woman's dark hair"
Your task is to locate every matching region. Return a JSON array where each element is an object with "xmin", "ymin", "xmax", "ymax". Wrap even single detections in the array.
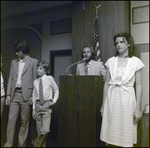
[
  {"xmin": 113, "ymin": 31, "xmax": 135, "ymax": 57},
  {"xmin": 38, "ymin": 60, "xmax": 49, "ymax": 74},
  {"xmin": 81, "ymin": 45, "xmax": 95, "ymax": 59},
  {"xmin": 13, "ymin": 39, "xmax": 30, "ymax": 54}
]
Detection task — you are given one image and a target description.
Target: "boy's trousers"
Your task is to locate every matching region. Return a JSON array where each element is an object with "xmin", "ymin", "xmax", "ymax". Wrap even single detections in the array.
[{"xmin": 34, "ymin": 100, "xmax": 52, "ymax": 147}]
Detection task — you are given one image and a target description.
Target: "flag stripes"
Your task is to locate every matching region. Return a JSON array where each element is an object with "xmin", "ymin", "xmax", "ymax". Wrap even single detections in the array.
[{"xmin": 93, "ymin": 17, "xmax": 101, "ymax": 62}]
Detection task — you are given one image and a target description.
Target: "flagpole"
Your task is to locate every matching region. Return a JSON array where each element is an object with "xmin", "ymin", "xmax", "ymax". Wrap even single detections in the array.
[{"xmin": 94, "ymin": 4, "xmax": 101, "ymax": 19}]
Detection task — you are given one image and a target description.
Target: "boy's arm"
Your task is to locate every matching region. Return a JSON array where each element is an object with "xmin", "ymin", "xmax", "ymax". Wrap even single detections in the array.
[{"xmin": 32, "ymin": 83, "xmax": 37, "ymax": 120}]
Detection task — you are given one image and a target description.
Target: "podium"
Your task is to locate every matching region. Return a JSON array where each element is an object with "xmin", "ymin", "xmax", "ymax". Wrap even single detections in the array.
[{"xmin": 58, "ymin": 76, "xmax": 105, "ymax": 147}]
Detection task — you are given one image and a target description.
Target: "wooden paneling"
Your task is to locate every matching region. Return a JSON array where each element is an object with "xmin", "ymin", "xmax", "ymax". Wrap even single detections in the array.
[
  {"xmin": 58, "ymin": 76, "xmax": 105, "ymax": 147},
  {"xmin": 72, "ymin": 1, "xmax": 130, "ymax": 75}
]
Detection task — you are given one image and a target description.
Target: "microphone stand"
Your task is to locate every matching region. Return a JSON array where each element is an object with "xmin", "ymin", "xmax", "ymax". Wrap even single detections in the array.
[{"xmin": 65, "ymin": 61, "xmax": 82, "ymax": 75}]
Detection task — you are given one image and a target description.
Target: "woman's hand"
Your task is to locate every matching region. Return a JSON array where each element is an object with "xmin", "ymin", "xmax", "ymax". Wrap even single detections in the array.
[
  {"xmin": 133, "ymin": 108, "xmax": 142, "ymax": 124},
  {"xmin": 32, "ymin": 109, "xmax": 36, "ymax": 120}
]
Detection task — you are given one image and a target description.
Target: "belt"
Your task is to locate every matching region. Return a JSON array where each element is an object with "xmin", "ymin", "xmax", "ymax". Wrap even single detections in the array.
[{"xmin": 15, "ymin": 87, "xmax": 22, "ymax": 90}]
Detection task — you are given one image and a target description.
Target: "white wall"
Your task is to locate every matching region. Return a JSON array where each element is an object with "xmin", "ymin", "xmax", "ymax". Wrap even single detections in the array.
[
  {"xmin": 130, "ymin": 1, "xmax": 149, "ymax": 111},
  {"xmin": 130, "ymin": 1, "xmax": 149, "ymax": 44}
]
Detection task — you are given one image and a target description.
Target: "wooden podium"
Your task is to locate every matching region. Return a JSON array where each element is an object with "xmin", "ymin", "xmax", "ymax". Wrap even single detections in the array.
[{"xmin": 58, "ymin": 76, "xmax": 105, "ymax": 147}]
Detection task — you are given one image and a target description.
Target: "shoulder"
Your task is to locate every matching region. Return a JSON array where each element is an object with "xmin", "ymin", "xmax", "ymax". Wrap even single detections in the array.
[
  {"xmin": 28, "ymin": 56, "xmax": 38, "ymax": 62},
  {"xmin": 91, "ymin": 60, "xmax": 97, "ymax": 64},
  {"xmin": 77, "ymin": 62, "xmax": 84, "ymax": 67},
  {"xmin": 10, "ymin": 59, "xmax": 18, "ymax": 65},
  {"xmin": 130, "ymin": 56, "xmax": 143, "ymax": 63},
  {"xmin": 131, "ymin": 56, "xmax": 145, "ymax": 66},
  {"xmin": 105, "ymin": 56, "xmax": 116, "ymax": 63},
  {"xmin": 131, "ymin": 56, "xmax": 140, "ymax": 61},
  {"xmin": 45, "ymin": 75, "xmax": 57, "ymax": 83},
  {"xmin": 109, "ymin": 56, "xmax": 116, "ymax": 61},
  {"xmin": 12, "ymin": 59, "xmax": 18, "ymax": 63},
  {"xmin": 92, "ymin": 60, "xmax": 102, "ymax": 66},
  {"xmin": 12, "ymin": 59, "xmax": 17, "ymax": 61},
  {"xmin": 45, "ymin": 75, "xmax": 55, "ymax": 80},
  {"xmin": 104, "ymin": 56, "xmax": 117, "ymax": 68},
  {"xmin": 34, "ymin": 78, "xmax": 39, "ymax": 84}
]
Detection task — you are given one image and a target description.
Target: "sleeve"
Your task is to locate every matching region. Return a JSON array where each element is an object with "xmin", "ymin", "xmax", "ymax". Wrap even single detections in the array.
[
  {"xmin": 76, "ymin": 64, "xmax": 79, "ymax": 75},
  {"xmin": 100, "ymin": 62, "xmax": 106, "ymax": 77},
  {"xmin": 2, "ymin": 72, "xmax": 7, "ymax": 94},
  {"xmin": 7, "ymin": 60, "xmax": 14, "ymax": 96},
  {"xmin": 50, "ymin": 77, "xmax": 59, "ymax": 103},
  {"xmin": 32, "ymin": 81, "xmax": 37, "ymax": 109},
  {"xmin": 136, "ymin": 59, "xmax": 145, "ymax": 72},
  {"xmin": 33, "ymin": 59, "xmax": 38, "ymax": 80},
  {"xmin": 105, "ymin": 58, "xmax": 110, "ymax": 69}
]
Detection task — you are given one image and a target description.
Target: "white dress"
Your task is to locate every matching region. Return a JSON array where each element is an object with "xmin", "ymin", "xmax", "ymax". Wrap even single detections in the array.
[{"xmin": 100, "ymin": 56, "xmax": 145, "ymax": 147}]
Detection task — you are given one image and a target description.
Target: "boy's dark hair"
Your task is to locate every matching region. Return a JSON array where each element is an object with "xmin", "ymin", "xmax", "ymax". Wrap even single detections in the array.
[
  {"xmin": 38, "ymin": 61, "xmax": 49, "ymax": 74},
  {"xmin": 13, "ymin": 39, "xmax": 30, "ymax": 54},
  {"xmin": 81, "ymin": 45, "xmax": 95, "ymax": 59},
  {"xmin": 113, "ymin": 31, "xmax": 135, "ymax": 57}
]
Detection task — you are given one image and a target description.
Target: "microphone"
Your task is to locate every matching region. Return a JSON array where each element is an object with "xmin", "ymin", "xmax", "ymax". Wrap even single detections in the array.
[
  {"xmin": 65, "ymin": 58, "xmax": 87, "ymax": 75},
  {"xmin": 80, "ymin": 58, "xmax": 87, "ymax": 63}
]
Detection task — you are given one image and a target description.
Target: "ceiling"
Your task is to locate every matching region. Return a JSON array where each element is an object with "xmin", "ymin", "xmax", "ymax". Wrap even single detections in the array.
[
  {"xmin": 1, "ymin": 1, "xmax": 71, "ymax": 10},
  {"xmin": 1, "ymin": 1, "xmax": 37, "ymax": 10},
  {"xmin": 1, "ymin": 1, "xmax": 73, "ymax": 21}
]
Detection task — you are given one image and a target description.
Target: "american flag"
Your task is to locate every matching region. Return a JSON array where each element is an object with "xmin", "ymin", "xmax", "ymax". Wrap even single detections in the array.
[{"xmin": 93, "ymin": 15, "xmax": 101, "ymax": 62}]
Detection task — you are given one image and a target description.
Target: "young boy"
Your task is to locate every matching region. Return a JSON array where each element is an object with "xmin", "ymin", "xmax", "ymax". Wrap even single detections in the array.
[{"xmin": 32, "ymin": 60, "xmax": 59, "ymax": 147}]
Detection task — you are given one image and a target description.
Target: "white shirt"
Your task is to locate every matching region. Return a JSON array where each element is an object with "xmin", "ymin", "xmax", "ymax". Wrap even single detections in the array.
[
  {"xmin": 32, "ymin": 74, "xmax": 59, "ymax": 109},
  {"xmin": 85, "ymin": 60, "xmax": 92, "ymax": 72},
  {"xmin": 16, "ymin": 56, "xmax": 28, "ymax": 88}
]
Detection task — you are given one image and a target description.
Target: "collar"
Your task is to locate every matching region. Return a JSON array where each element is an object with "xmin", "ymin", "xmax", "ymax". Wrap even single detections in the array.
[
  {"xmin": 18, "ymin": 55, "xmax": 29, "ymax": 62},
  {"xmin": 39, "ymin": 74, "xmax": 46, "ymax": 81},
  {"xmin": 85, "ymin": 59, "xmax": 92, "ymax": 66}
]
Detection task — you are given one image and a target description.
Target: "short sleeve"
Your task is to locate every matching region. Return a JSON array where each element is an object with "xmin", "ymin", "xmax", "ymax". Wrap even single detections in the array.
[
  {"xmin": 99, "ymin": 62, "xmax": 106, "ymax": 76},
  {"xmin": 136, "ymin": 59, "xmax": 145, "ymax": 72},
  {"xmin": 105, "ymin": 58, "xmax": 110, "ymax": 68}
]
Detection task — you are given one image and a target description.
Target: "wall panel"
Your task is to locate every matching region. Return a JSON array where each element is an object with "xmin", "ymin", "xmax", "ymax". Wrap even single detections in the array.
[{"xmin": 72, "ymin": 1, "xmax": 130, "ymax": 75}]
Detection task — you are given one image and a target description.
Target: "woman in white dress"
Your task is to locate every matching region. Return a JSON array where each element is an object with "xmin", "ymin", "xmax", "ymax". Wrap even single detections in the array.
[{"xmin": 100, "ymin": 32, "xmax": 145, "ymax": 147}]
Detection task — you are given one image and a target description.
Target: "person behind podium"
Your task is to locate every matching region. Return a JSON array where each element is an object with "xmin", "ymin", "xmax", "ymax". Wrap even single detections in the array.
[
  {"xmin": 76, "ymin": 45, "xmax": 106, "ymax": 77},
  {"xmin": 32, "ymin": 61, "xmax": 59, "ymax": 147}
]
